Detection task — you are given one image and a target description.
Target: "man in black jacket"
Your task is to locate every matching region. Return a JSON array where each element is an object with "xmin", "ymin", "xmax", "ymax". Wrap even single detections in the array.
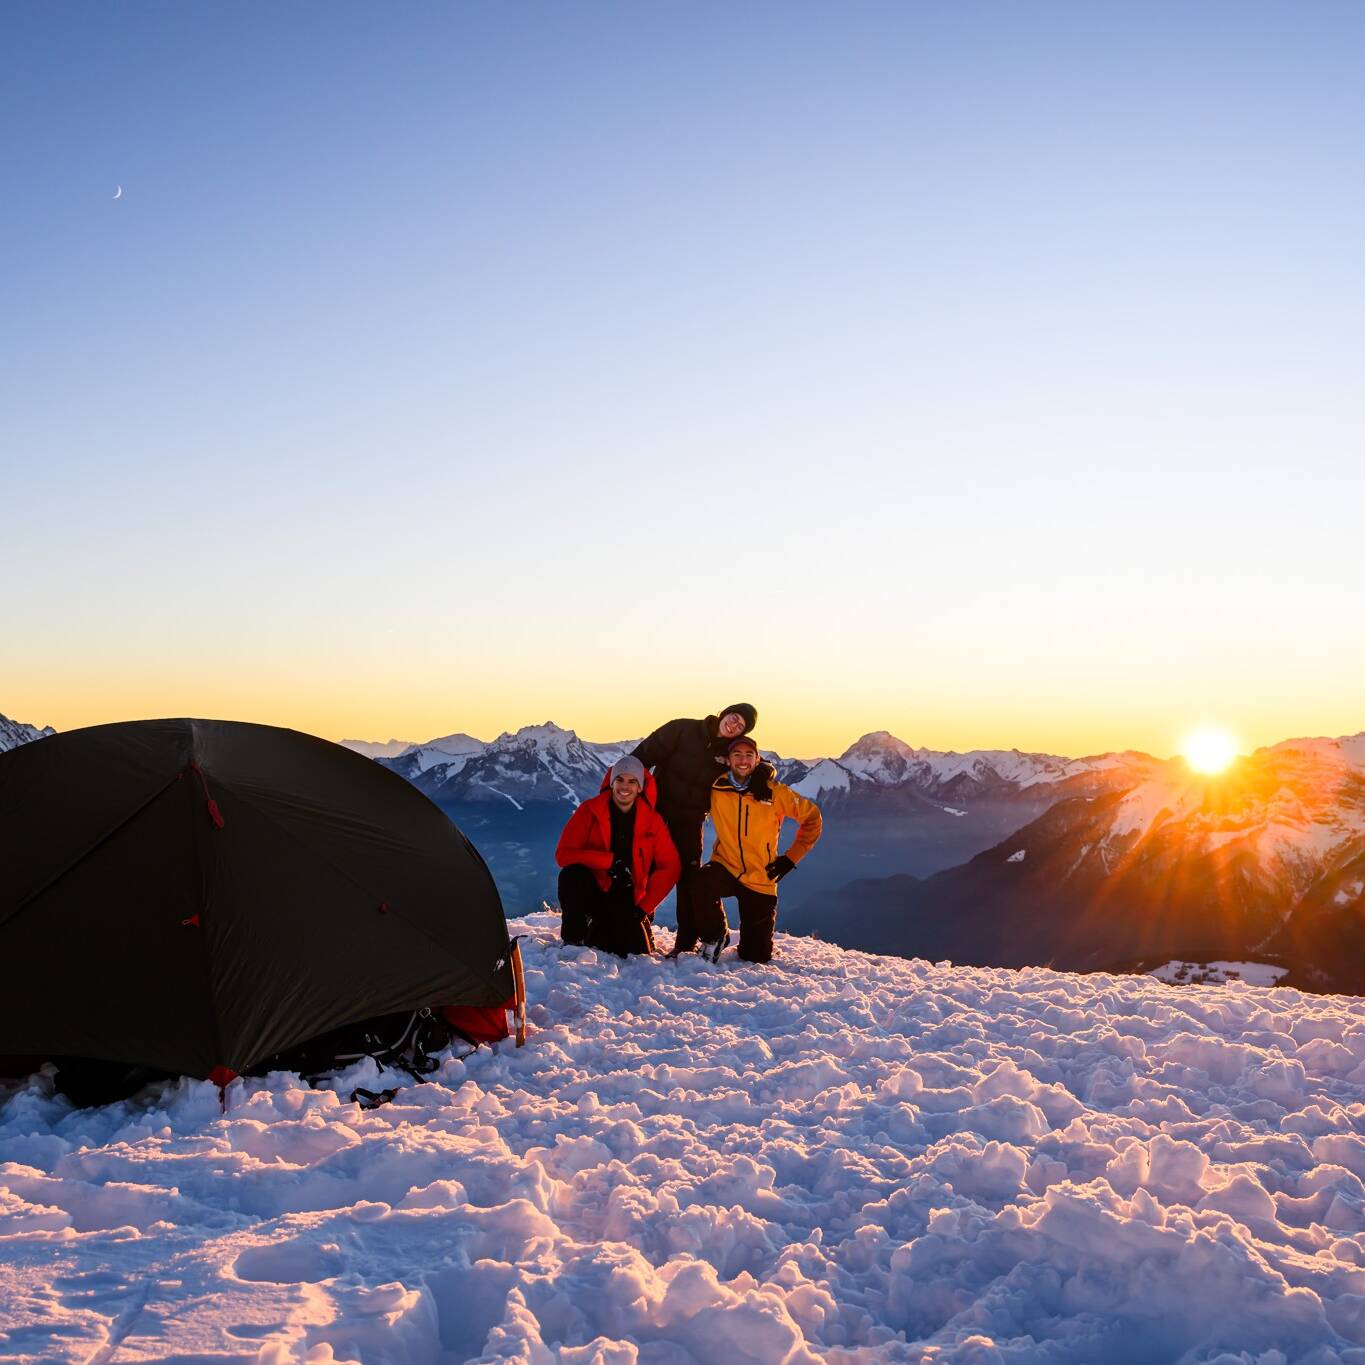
[{"xmin": 632, "ymin": 702, "xmax": 757, "ymax": 953}]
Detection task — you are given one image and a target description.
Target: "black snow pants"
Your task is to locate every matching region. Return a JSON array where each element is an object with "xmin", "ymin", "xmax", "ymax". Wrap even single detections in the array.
[
  {"xmin": 662, "ymin": 810, "xmax": 706, "ymax": 952},
  {"xmin": 688, "ymin": 861, "xmax": 778, "ymax": 963},
  {"xmin": 558, "ymin": 865, "xmax": 655, "ymax": 958}
]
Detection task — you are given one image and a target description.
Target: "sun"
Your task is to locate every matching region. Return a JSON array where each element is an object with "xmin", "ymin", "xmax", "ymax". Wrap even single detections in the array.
[{"xmin": 1181, "ymin": 726, "xmax": 1240, "ymax": 775}]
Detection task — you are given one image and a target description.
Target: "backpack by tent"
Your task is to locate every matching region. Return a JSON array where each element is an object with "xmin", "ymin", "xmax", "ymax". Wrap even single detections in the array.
[{"xmin": 0, "ymin": 718, "xmax": 523, "ymax": 1084}]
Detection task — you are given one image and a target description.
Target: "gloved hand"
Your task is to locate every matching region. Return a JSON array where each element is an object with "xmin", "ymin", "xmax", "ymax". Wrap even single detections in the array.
[
  {"xmin": 610, "ymin": 857, "xmax": 634, "ymax": 889},
  {"xmin": 765, "ymin": 855, "xmax": 795, "ymax": 882}
]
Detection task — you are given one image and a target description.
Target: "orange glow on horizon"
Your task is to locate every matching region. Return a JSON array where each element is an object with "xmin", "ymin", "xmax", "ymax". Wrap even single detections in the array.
[{"xmin": 6, "ymin": 674, "xmax": 1356, "ymax": 769}]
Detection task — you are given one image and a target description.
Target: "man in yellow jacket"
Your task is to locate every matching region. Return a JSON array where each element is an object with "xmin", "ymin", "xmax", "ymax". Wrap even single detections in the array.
[{"xmin": 679, "ymin": 734, "xmax": 823, "ymax": 963}]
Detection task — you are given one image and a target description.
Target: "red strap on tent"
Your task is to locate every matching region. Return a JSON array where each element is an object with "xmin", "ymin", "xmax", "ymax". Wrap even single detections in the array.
[
  {"xmin": 442, "ymin": 1004, "xmax": 509, "ymax": 1044},
  {"xmin": 186, "ymin": 763, "xmax": 225, "ymax": 829}
]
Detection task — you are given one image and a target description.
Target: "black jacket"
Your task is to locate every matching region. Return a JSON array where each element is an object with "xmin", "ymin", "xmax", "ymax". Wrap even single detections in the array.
[{"xmin": 632, "ymin": 716, "xmax": 733, "ymax": 822}]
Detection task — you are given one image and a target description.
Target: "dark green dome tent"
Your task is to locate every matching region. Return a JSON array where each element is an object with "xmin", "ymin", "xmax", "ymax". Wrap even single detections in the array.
[{"xmin": 0, "ymin": 719, "xmax": 523, "ymax": 1082}]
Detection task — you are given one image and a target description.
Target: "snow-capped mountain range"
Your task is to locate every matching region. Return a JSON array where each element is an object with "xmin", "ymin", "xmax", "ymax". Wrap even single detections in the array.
[
  {"xmin": 0, "ymin": 712, "xmax": 54, "ymax": 754},
  {"xmin": 800, "ymin": 729, "xmax": 1150, "ymax": 801},
  {"xmin": 787, "ymin": 731, "xmax": 1365, "ymax": 991},
  {"xmin": 353, "ymin": 722, "xmax": 1154, "ymax": 810},
  {"xmin": 370, "ymin": 724, "xmax": 635, "ymax": 808},
  {"xmin": 331, "ymin": 724, "xmax": 1153, "ymax": 910}
]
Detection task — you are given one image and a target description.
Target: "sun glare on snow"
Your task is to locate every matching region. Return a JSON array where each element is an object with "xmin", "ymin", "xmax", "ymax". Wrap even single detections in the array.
[{"xmin": 1181, "ymin": 726, "xmax": 1240, "ymax": 774}]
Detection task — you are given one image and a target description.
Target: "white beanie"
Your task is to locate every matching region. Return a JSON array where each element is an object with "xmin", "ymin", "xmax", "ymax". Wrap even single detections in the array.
[{"xmin": 610, "ymin": 756, "xmax": 646, "ymax": 787}]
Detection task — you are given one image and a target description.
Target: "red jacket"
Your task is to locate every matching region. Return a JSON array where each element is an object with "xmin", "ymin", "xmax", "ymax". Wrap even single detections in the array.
[{"xmin": 555, "ymin": 770, "xmax": 680, "ymax": 918}]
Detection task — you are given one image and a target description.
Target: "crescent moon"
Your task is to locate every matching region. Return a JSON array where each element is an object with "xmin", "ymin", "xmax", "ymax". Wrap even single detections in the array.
[{"xmin": 113, "ymin": 185, "xmax": 123, "ymax": 200}]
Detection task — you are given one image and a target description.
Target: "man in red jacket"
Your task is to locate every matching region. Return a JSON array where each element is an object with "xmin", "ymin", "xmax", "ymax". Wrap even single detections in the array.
[{"xmin": 554, "ymin": 756, "xmax": 681, "ymax": 957}]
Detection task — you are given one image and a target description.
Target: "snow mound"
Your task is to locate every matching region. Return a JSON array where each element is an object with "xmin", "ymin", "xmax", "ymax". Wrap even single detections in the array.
[{"xmin": 3, "ymin": 922, "xmax": 1365, "ymax": 1361}]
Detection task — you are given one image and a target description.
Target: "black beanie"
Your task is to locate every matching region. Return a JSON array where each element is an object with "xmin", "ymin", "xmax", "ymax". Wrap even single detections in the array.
[{"xmin": 721, "ymin": 702, "xmax": 758, "ymax": 733}]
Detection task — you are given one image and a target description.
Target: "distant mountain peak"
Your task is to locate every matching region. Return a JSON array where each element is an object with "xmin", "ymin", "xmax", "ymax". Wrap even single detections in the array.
[
  {"xmin": 496, "ymin": 721, "xmax": 576, "ymax": 744},
  {"xmin": 339, "ymin": 737, "xmax": 419, "ymax": 759},
  {"xmin": 1265, "ymin": 732, "xmax": 1365, "ymax": 771},
  {"xmin": 842, "ymin": 731, "xmax": 915, "ymax": 756},
  {"xmin": 833, "ymin": 732, "xmax": 1117, "ymax": 801},
  {"xmin": 341, "ymin": 732, "xmax": 485, "ymax": 762},
  {"xmin": 411, "ymin": 732, "xmax": 484, "ymax": 756},
  {"xmin": 790, "ymin": 758, "xmax": 855, "ymax": 799},
  {"xmin": 0, "ymin": 712, "xmax": 55, "ymax": 754},
  {"xmin": 377, "ymin": 721, "xmax": 638, "ymax": 807}
]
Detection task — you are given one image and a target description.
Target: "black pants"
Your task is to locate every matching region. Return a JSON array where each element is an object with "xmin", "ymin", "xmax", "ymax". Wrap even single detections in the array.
[
  {"xmin": 558, "ymin": 865, "xmax": 655, "ymax": 957},
  {"xmin": 662, "ymin": 811, "xmax": 705, "ymax": 951},
  {"xmin": 688, "ymin": 862, "xmax": 778, "ymax": 963}
]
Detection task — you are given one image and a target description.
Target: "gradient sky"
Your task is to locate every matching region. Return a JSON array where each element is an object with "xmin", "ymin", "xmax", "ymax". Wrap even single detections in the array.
[{"xmin": 3, "ymin": 2, "xmax": 1363, "ymax": 760}]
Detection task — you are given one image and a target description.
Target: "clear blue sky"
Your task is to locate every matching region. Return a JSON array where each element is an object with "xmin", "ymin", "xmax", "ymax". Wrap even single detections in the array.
[{"xmin": 3, "ymin": 2, "xmax": 1363, "ymax": 757}]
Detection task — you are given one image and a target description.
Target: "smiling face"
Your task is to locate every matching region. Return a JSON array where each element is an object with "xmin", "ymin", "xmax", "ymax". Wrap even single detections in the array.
[
  {"xmin": 611, "ymin": 774, "xmax": 641, "ymax": 810},
  {"xmin": 727, "ymin": 742, "xmax": 759, "ymax": 780},
  {"xmin": 718, "ymin": 711, "xmax": 747, "ymax": 739}
]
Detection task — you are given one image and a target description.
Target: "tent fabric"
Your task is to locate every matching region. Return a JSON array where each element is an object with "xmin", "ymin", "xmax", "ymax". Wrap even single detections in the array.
[{"xmin": 0, "ymin": 718, "xmax": 514, "ymax": 1079}]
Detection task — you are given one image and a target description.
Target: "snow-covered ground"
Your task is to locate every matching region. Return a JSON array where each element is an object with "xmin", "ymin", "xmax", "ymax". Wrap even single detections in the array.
[
  {"xmin": 1150, "ymin": 960, "xmax": 1292, "ymax": 988},
  {"xmin": 3, "ymin": 917, "xmax": 1365, "ymax": 1363}
]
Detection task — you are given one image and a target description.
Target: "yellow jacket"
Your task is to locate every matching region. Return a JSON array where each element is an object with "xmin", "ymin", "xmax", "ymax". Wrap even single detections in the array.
[{"xmin": 707, "ymin": 768, "xmax": 822, "ymax": 894}]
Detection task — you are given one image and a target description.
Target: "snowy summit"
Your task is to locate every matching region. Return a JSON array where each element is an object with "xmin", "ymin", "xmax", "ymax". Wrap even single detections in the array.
[
  {"xmin": 0, "ymin": 713, "xmax": 54, "ymax": 755},
  {"xmin": 3, "ymin": 920, "xmax": 1365, "ymax": 1361}
]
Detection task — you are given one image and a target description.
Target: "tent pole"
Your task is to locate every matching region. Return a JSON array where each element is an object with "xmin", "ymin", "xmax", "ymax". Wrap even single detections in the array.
[{"xmin": 510, "ymin": 939, "xmax": 527, "ymax": 1047}]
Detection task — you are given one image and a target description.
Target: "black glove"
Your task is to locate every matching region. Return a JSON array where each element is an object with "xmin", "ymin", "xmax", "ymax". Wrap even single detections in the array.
[
  {"xmin": 765, "ymin": 855, "xmax": 795, "ymax": 882},
  {"xmin": 610, "ymin": 857, "xmax": 634, "ymax": 889}
]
